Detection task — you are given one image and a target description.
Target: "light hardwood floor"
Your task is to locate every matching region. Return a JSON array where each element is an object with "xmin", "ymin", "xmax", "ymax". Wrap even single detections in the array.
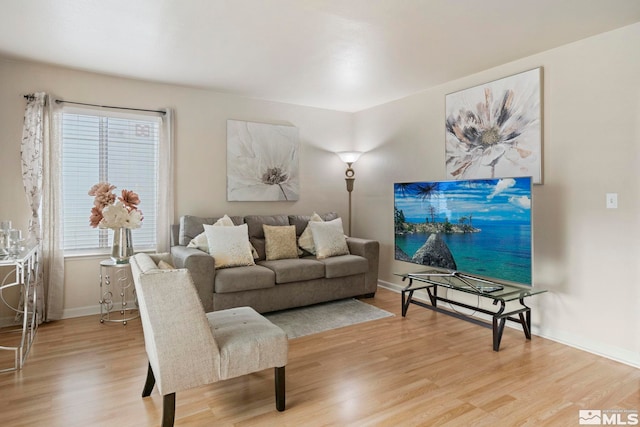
[{"xmin": 0, "ymin": 287, "xmax": 638, "ymax": 426}]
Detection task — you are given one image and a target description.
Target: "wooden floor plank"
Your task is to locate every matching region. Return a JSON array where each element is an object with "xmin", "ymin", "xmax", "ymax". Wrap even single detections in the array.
[{"xmin": 0, "ymin": 287, "xmax": 638, "ymax": 426}]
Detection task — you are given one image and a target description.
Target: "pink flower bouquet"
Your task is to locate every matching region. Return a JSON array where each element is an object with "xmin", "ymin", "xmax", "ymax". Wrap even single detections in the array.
[{"xmin": 89, "ymin": 182, "xmax": 143, "ymax": 229}]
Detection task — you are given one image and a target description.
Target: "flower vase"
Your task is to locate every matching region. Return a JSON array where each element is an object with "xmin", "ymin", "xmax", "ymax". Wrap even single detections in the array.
[{"xmin": 111, "ymin": 228, "xmax": 133, "ymax": 264}]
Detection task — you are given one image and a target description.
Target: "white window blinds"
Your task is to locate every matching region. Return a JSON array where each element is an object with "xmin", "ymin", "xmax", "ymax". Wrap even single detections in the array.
[{"xmin": 61, "ymin": 109, "xmax": 161, "ymax": 252}]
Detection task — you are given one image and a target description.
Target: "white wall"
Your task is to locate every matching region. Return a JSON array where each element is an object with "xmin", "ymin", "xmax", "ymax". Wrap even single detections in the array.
[
  {"xmin": 352, "ymin": 23, "xmax": 640, "ymax": 367},
  {"xmin": 1, "ymin": 23, "xmax": 639, "ymax": 367},
  {"xmin": 0, "ymin": 58, "xmax": 354, "ymax": 319}
]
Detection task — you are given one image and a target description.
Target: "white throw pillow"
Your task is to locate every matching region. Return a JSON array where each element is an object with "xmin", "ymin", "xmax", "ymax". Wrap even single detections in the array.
[
  {"xmin": 204, "ymin": 223, "xmax": 255, "ymax": 269},
  {"xmin": 309, "ymin": 218, "xmax": 350, "ymax": 259},
  {"xmin": 214, "ymin": 214, "xmax": 234, "ymax": 226},
  {"xmin": 187, "ymin": 214, "xmax": 233, "ymax": 250},
  {"xmin": 187, "ymin": 231, "xmax": 209, "ymax": 251},
  {"xmin": 298, "ymin": 212, "xmax": 324, "ymax": 254},
  {"xmin": 188, "ymin": 214, "xmax": 259, "ymax": 259}
]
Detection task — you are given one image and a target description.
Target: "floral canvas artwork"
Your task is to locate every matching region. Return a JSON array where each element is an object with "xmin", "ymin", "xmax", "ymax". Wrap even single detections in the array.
[
  {"xmin": 227, "ymin": 120, "xmax": 299, "ymax": 201},
  {"xmin": 445, "ymin": 68, "xmax": 542, "ymax": 184}
]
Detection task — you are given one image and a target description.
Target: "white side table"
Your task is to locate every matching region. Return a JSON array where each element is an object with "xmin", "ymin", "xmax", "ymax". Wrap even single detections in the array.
[
  {"xmin": 99, "ymin": 259, "xmax": 139, "ymax": 325},
  {"xmin": 0, "ymin": 244, "xmax": 38, "ymax": 372}
]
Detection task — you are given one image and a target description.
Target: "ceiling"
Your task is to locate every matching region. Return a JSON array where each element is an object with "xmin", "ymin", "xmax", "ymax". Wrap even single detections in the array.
[{"xmin": 2, "ymin": 0, "xmax": 640, "ymax": 112}]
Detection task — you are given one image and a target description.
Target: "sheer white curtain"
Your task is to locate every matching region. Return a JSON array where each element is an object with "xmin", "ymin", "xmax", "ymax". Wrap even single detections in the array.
[
  {"xmin": 157, "ymin": 108, "xmax": 174, "ymax": 251},
  {"xmin": 20, "ymin": 93, "xmax": 64, "ymax": 322},
  {"xmin": 43, "ymin": 99, "xmax": 64, "ymax": 320}
]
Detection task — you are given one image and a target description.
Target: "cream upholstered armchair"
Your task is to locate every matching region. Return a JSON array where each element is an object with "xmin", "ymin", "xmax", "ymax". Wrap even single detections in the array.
[{"xmin": 130, "ymin": 253, "xmax": 288, "ymax": 427}]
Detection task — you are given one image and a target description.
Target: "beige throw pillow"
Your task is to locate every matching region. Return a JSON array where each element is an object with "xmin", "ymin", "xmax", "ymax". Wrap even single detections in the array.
[
  {"xmin": 204, "ymin": 223, "xmax": 255, "ymax": 269},
  {"xmin": 309, "ymin": 218, "xmax": 350, "ymax": 259},
  {"xmin": 298, "ymin": 212, "xmax": 324, "ymax": 254},
  {"xmin": 157, "ymin": 260, "xmax": 176, "ymax": 270},
  {"xmin": 263, "ymin": 225, "xmax": 299, "ymax": 261}
]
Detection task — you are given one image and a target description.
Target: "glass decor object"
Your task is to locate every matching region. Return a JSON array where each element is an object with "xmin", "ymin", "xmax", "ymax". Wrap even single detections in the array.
[
  {"xmin": 0, "ymin": 220, "xmax": 11, "ymax": 256},
  {"xmin": 111, "ymin": 228, "xmax": 134, "ymax": 264},
  {"xmin": 8, "ymin": 229, "xmax": 23, "ymax": 255}
]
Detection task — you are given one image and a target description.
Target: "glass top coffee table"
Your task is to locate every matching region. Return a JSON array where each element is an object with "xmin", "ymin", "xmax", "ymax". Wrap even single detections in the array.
[{"xmin": 396, "ymin": 269, "xmax": 547, "ymax": 351}]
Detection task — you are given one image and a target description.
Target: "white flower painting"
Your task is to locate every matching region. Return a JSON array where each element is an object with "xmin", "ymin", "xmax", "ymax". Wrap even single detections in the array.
[
  {"xmin": 227, "ymin": 120, "xmax": 300, "ymax": 201},
  {"xmin": 445, "ymin": 68, "xmax": 542, "ymax": 184}
]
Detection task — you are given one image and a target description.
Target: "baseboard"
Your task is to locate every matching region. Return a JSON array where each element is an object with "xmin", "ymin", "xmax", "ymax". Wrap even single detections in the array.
[
  {"xmin": 533, "ymin": 330, "xmax": 640, "ymax": 369},
  {"xmin": 4, "ymin": 304, "xmax": 124, "ymax": 322},
  {"xmin": 378, "ymin": 279, "xmax": 640, "ymax": 369},
  {"xmin": 62, "ymin": 305, "xmax": 101, "ymax": 319},
  {"xmin": 62, "ymin": 299, "xmax": 138, "ymax": 320},
  {"xmin": 0, "ymin": 314, "xmax": 18, "ymax": 328}
]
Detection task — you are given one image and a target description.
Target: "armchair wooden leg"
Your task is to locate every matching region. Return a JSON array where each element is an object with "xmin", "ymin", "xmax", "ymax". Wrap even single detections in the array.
[
  {"xmin": 275, "ymin": 366, "xmax": 286, "ymax": 412},
  {"xmin": 162, "ymin": 393, "xmax": 176, "ymax": 427},
  {"xmin": 142, "ymin": 362, "xmax": 156, "ymax": 397}
]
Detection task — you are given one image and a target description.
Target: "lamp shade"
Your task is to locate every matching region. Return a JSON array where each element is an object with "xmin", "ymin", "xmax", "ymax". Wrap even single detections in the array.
[{"xmin": 336, "ymin": 151, "xmax": 363, "ymax": 164}]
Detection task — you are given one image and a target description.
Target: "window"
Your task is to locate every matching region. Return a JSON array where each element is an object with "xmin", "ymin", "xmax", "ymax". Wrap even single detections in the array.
[{"xmin": 61, "ymin": 108, "xmax": 163, "ymax": 253}]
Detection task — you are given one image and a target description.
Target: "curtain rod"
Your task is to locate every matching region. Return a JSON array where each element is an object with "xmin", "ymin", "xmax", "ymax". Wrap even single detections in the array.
[
  {"xmin": 55, "ymin": 99, "xmax": 166, "ymax": 115},
  {"xmin": 22, "ymin": 94, "xmax": 166, "ymax": 115}
]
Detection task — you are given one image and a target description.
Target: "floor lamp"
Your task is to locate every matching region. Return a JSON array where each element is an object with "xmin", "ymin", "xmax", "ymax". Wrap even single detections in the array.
[{"xmin": 336, "ymin": 151, "xmax": 363, "ymax": 236}]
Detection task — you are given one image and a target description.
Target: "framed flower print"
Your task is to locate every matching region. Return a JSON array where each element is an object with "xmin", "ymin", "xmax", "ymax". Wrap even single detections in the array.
[
  {"xmin": 445, "ymin": 68, "xmax": 543, "ymax": 184},
  {"xmin": 227, "ymin": 119, "xmax": 299, "ymax": 201}
]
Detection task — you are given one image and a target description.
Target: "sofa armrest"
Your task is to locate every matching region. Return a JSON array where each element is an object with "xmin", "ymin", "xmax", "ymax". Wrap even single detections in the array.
[
  {"xmin": 170, "ymin": 224, "xmax": 180, "ymax": 247},
  {"xmin": 170, "ymin": 245, "xmax": 215, "ymax": 312},
  {"xmin": 346, "ymin": 237, "xmax": 379, "ymax": 294}
]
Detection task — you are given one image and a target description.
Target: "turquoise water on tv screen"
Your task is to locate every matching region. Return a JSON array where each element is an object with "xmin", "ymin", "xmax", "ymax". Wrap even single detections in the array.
[{"xmin": 395, "ymin": 220, "xmax": 532, "ymax": 285}]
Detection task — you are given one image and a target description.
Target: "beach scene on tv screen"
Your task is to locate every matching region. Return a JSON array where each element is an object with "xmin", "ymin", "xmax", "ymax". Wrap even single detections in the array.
[{"xmin": 394, "ymin": 177, "xmax": 532, "ymax": 285}]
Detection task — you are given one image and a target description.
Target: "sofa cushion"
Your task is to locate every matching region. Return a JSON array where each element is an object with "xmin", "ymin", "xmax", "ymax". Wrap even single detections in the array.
[
  {"xmin": 318, "ymin": 254, "xmax": 369, "ymax": 278},
  {"xmin": 204, "ymin": 223, "xmax": 255, "ymax": 269},
  {"xmin": 258, "ymin": 258, "xmax": 325, "ymax": 284},
  {"xmin": 263, "ymin": 225, "xmax": 299, "ymax": 260},
  {"xmin": 187, "ymin": 214, "xmax": 233, "ymax": 250},
  {"xmin": 288, "ymin": 212, "xmax": 338, "ymax": 236},
  {"xmin": 250, "ymin": 237, "xmax": 266, "ymax": 261},
  {"xmin": 309, "ymin": 218, "xmax": 350, "ymax": 259},
  {"xmin": 179, "ymin": 214, "xmax": 243, "ymax": 246},
  {"xmin": 214, "ymin": 265, "xmax": 276, "ymax": 293},
  {"xmin": 190, "ymin": 231, "xmax": 259, "ymax": 259},
  {"xmin": 245, "ymin": 215, "xmax": 290, "ymax": 261},
  {"xmin": 186, "ymin": 231, "xmax": 210, "ymax": 252},
  {"xmin": 245, "ymin": 215, "xmax": 289, "ymax": 239},
  {"xmin": 189, "ymin": 215, "xmax": 259, "ymax": 259},
  {"xmin": 296, "ymin": 212, "xmax": 323, "ymax": 254}
]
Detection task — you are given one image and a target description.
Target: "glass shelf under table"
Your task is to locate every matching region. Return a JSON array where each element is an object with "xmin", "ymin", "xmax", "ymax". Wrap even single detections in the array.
[{"xmin": 395, "ymin": 270, "xmax": 547, "ymax": 351}]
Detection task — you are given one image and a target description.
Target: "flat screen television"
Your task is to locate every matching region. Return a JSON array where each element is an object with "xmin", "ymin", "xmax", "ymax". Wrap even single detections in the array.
[{"xmin": 394, "ymin": 176, "xmax": 533, "ymax": 286}]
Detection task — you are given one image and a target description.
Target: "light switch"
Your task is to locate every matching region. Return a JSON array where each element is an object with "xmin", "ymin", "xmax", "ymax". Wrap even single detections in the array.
[{"xmin": 606, "ymin": 193, "xmax": 618, "ymax": 209}]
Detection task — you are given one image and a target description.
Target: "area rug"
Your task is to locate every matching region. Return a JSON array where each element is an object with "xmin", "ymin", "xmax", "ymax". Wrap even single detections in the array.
[{"xmin": 265, "ymin": 298, "xmax": 394, "ymax": 339}]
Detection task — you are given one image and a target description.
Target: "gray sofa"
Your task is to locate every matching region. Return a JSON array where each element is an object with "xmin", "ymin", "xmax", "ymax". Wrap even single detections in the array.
[{"xmin": 170, "ymin": 213, "xmax": 379, "ymax": 313}]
